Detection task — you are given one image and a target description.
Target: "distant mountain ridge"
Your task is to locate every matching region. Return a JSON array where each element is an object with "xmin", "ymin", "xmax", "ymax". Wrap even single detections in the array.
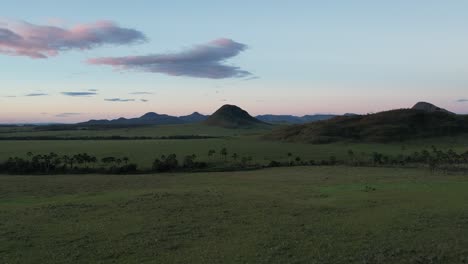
[
  {"xmin": 179, "ymin": 112, "xmax": 208, "ymax": 123},
  {"xmin": 80, "ymin": 112, "xmax": 208, "ymax": 126},
  {"xmin": 80, "ymin": 111, "xmax": 355, "ymax": 126},
  {"xmin": 79, "ymin": 106, "xmax": 353, "ymax": 126}
]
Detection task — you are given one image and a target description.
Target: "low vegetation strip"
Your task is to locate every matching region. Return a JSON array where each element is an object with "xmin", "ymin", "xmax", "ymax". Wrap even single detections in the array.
[{"xmin": 0, "ymin": 135, "xmax": 219, "ymax": 140}]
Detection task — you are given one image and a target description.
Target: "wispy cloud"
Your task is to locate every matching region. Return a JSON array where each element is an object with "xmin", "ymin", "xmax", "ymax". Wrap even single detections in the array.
[
  {"xmin": 243, "ymin": 76, "xmax": 260, "ymax": 81},
  {"xmin": 2, "ymin": 95, "xmax": 16, "ymax": 98},
  {"xmin": 0, "ymin": 20, "xmax": 146, "ymax": 59},
  {"xmin": 129, "ymin": 91, "xmax": 153, "ymax": 95},
  {"xmin": 140, "ymin": 99, "xmax": 148, "ymax": 102},
  {"xmin": 104, "ymin": 98, "xmax": 135, "ymax": 102},
  {"xmin": 25, "ymin": 93, "xmax": 48, "ymax": 97},
  {"xmin": 88, "ymin": 89, "xmax": 98, "ymax": 92},
  {"xmin": 55, "ymin": 112, "xmax": 82, "ymax": 118},
  {"xmin": 456, "ymin": 99, "xmax": 468, "ymax": 103},
  {"xmin": 61, "ymin": 92, "xmax": 97, "ymax": 97},
  {"xmin": 87, "ymin": 38, "xmax": 251, "ymax": 79}
]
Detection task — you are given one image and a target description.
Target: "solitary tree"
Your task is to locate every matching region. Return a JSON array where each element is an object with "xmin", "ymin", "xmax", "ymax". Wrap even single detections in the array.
[
  {"xmin": 208, "ymin": 149, "xmax": 216, "ymax": 161},
  {"xmin": 232, "ymin": 153, "xmax": 238, "ymax": 162},
  {"xmin": 287, "ymin": 152, "xmax": 293, "ymax": 165},
  {"xmin": 295, "ymin": 156, "xmax": 301, "ymax": 165},
  {"xmin": 220, "ymin": 148, "xmax": 228, "ymax": 162},
  {"xmin": 347, "ymin": 149, "xmax": 355, "ymax": 165}
]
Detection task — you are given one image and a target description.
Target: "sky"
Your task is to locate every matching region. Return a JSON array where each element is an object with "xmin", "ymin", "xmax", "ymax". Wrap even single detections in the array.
[{"xmin": 1, "ymin": 0, "xmax": 468, "ymax": 123}]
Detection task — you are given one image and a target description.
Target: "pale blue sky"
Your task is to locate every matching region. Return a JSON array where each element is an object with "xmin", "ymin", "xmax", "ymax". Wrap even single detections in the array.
[{"xmin": 1, "ymin": 0, "xmax": 468, "ymax": 123}]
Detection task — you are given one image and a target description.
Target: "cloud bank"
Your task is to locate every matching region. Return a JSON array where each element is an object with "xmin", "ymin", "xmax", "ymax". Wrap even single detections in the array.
[
  {"xmin": 55, "ymin": 112, "xmax": 82, "ymax": 118},
  {"xmin": 61, "ymin": 92, "xmax": 97, "ymax": 97},
  {"xmin": 88, "ymin": 38, "xmax": 251, "ymax": 79},
  {"xmin": 130, "ymin": 91, "xmax": 153, "ymax": 95},
  {"xmin": 456, "ymin": 99, "xmax": 468, "ymax": 103},
  {"xmin": 0, "ymin": 20, "xmax": 146, "ymax": 58},
  {"xmin": 25, "ymin": 93, "xmax": 48, "ymax": 96},
  {"xmin": 104, "ymin": 98, "xmax": 135, "ymax": 102}
]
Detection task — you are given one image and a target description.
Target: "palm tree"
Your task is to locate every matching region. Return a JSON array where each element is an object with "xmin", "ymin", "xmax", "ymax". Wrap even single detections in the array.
[
  {"xmin": 232, "ymin": 153, "xmax": 238, "ymax": 162},
  {"xmin": 295, "ymin": 156, "xmax": 301, "ymax": 165},
  {"xmin": 89, "ymin": 156, "xmax": 97, "ymax": 168},
  {"xmin": 208, "ymin": 149, "xmax": 216, "ymax": 161},
  {"xmin": 102, "ymin": 157, "xmax": 116, "ymax": 167},
  {"xmin": 220, "ymin": 148, "xmax": 228, "ymax": 162},
  {"xmin": 347, "ymin": 149, "xmax": 355, "ymax": 165},
  {"xmin": 62, "ymin": 155, "xmax": 70, "ymax": 170},
  {"xmin": 287, "ymin": 152, "xmax": 293, "ymax": 165}
]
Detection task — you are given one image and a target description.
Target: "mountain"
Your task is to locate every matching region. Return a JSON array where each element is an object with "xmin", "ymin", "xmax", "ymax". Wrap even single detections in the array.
[
  {"xmin": 204, "ymin": 105, "xmax": 270, "ymax": 128},
  {"xmin": 179, "ymin": 112, "xmax": 209, "ymax": 123},
  {"xmin": 265, "ymin": 103, "xmax": 467, "ymax": 143},
  {"xmin": 412, "ymin": 102, "xmax": 451, "ymax": 113},
  {"xmin": 80, "ymin": 112, "xmax": 205, "ymax": 126}
]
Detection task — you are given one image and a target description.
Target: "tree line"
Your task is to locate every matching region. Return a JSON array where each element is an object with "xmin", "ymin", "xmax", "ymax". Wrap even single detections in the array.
[
  {"xmin": 268, "ymin": 146, "xmax": 468, "ymax": 173},
  {"xmin": 0, "ymin": 152, "xmax": 138, "ymax": 174},
  {"xmin": 1, "ymin": 146, "xmax": 467, "ymax": 175}
]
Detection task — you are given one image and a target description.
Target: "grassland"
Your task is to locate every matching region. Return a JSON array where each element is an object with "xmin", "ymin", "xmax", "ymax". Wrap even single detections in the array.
[
  {"xmin": 1, "ymin": 131, "xmax": 467, "ymax": 169},
  {"xmin": 1, "ymin": 166, "xmax": 468, "ymax": 263},
  {"xmin": 0, "ymin": 124, "xmax": 271, "ymax": 138}
]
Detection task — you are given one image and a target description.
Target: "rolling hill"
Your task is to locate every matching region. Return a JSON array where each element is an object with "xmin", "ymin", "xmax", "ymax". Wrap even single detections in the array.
[
  {"xmin": 204, "ymin": 105, "xmax": 270, "ymax": 128},
  {"xmin": 265, "ymin": 103, "xmax": 468, "ymax": 143}
]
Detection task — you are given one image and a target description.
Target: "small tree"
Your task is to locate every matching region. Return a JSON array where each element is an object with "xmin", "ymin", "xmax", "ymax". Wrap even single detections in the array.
[
  {"xmin": 247, "ymin": 156, "xmax": 253, "ymax": 166},
  {"xmin": 101, "ymin": 157, "xmax": 116, "ymax": 168},
  {"xmin": 287, "ymin": 152, "xmax": 293, "ymax": 165},
  {"xmin": 241, "ymin": 157, "xmax": 248, "ymax": 167},
  {"xmin": 183, "ymin": 154, "xmax": 197, "ymax": 168},
  {"xmin": 220, "ymin": 148, "xmax": 228, "ymax": 162},
  {"xmin": 232, "ymin": 153, "xmax": 238, "ymax": 163},
  {"xmin": 208, "ymin": 149, "xmax": 216, "ymax": 160},
  {"xmin": 347, "ymin": 149, "xmax": 355, "ymax": 165},
  {"xmin": 295, "ymin": 156, "xmax": 301, "ymax": 165}
]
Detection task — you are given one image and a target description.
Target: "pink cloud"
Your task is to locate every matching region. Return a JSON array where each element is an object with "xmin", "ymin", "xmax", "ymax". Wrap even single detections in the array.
[
  {"xmin": 87, "ymin": 38, "xmax": 252, "ymax": 79},
  {"xmin": 0, "ymin": 20, "xmax": 146, "ymax": 59}
]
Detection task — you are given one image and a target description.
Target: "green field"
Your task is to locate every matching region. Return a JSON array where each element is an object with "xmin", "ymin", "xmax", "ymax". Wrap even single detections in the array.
[
  {"xmin": 1, "ymin": 166, "xmax": 468, "ymax": 263},
  {"xmin": 0, "ymin": 124, "xmax": 271, "ymax": 138},
  {"xmin": 1, "ymin": 132, "xmax": 468, "ymax": 169}
]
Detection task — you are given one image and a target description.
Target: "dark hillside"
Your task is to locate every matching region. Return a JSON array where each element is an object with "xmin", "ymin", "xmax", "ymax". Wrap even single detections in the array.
[{"xmin": 265, "ymin": 108, "xmax": 468, "ymax": 143}]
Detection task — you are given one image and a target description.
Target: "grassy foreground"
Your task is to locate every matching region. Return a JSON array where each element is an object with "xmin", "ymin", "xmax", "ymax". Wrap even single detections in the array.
[{"xmin": 1, "ymin": 166, "xmax": 468, "ymax": 263}]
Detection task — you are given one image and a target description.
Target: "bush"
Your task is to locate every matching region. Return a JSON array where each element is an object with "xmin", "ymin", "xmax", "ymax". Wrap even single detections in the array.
[
  {"xmin": 152, "ymin": 154, "xmax": 179, "ymax": 172},
  {"xmin": 268, "ymin": 160, "xmax": 282, "ymax": 167}
]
